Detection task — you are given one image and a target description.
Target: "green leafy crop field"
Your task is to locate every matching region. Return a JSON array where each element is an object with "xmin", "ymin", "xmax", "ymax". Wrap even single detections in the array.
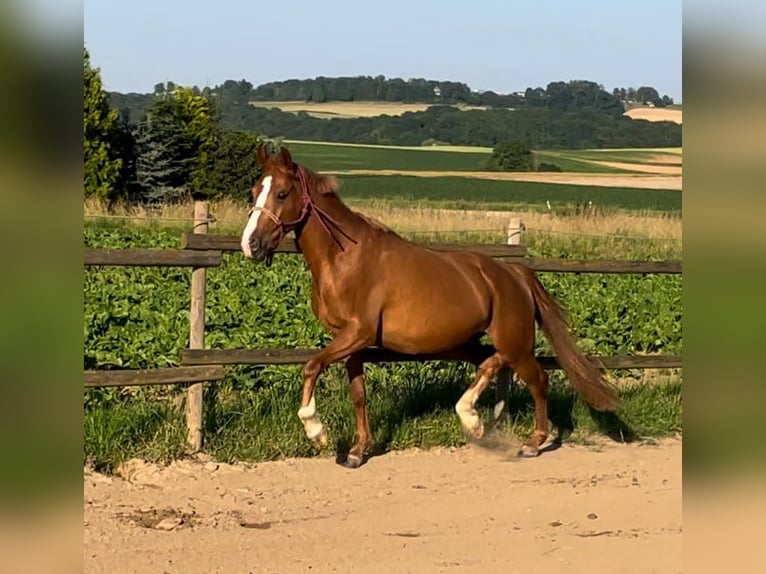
[{"xmin": 84, "ymin": 222, "xmax": 682, "ymax": 470}]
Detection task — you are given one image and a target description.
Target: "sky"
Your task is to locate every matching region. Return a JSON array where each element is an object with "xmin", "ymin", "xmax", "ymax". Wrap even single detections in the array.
[{"xmin": 83, "ymin": 0, "xmax": 682, "ymax": 101}]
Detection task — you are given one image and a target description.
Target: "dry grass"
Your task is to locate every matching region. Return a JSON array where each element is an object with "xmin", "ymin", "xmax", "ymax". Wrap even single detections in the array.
[
  {"xmin": 250, "ymin": 101, "xmax": 489, "ymax": 118},
  {"xmin": 84, "ymin": 196, "xmax": 681, "ymax": 241},
  {"xmin": 353, "ymin": 202, "xmax": 681, "ymax": 240},
  {"xmin": 624, "ymin": 107, "xmax": 683, "ymax": 124}
]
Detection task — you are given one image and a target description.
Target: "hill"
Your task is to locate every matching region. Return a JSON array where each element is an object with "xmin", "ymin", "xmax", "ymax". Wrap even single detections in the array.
[{"xmin": 108, "ymin": 76, "xmax": 681, "ymax": 150}]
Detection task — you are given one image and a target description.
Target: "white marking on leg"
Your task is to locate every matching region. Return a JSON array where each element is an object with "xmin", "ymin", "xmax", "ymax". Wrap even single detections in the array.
[
  {"xmin": 240, "ymin": 175, "xmax": 273, "ymax": 258},
  {"xmin": 455, "ymin": 384, "xmax": 484, "ymax": 438},
  {"xmin": 297, "ymin": 396, "xmax": 326, "ymax": 441}
]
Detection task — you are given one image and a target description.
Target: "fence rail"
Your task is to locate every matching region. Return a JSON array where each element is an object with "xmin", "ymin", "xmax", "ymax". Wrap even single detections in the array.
[
  {"xmin": 180, "ymin": 232, "xmax": 529, "ymax": 258},
  {"xmin": 84, "ymin": 248, "xmax": 222, "ymax": 267},
  {"xmin": 524, "ymin": 258, "xmax": 681, "ymax": 274},
  {"xmin": 180, "ymin": 348, "xmax": 682, "ymax": 370},
  {"xmin": 84, "ymin": 202, "xmax": 683, "ymax": 450},
  {"xmin": 88, "ymin": 236, "xmax": 681, "ymax": 274},
  {"xmin": 83, "ymin": 365, "xmax": 225, "ymax": 388}
]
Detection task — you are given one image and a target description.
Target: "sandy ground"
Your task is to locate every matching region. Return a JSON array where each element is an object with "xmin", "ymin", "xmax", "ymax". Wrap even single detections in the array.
[
  {"xmin": 84, "ymin": 437, "xmax": 681, "ymax": 574},
  {"xmin": 329, "ymin": 169, "xmax": 682, "ymax": 190}
]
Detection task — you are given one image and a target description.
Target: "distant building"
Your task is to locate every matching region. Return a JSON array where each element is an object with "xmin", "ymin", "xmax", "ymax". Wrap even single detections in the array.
[{"xmin": 433, "ymin": 86, "xmax": 442, "ymax": 97}]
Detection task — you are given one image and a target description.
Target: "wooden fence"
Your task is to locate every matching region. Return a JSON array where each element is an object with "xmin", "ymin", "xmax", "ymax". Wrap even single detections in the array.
[{"xmin": 84, "ymin": 203, "xmax": 682, "ymax": 450}]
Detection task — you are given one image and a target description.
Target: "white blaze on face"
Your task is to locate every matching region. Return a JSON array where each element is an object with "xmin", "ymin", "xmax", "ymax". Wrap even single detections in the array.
[{"xmin": 240, "ymin": 176, "xmax": 273, "ymax": 258}]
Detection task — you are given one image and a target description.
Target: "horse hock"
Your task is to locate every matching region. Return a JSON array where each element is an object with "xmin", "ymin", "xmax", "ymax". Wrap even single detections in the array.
[{"xmin": 298, "ymin": 397, "xmax": 328, "ymax": 446}]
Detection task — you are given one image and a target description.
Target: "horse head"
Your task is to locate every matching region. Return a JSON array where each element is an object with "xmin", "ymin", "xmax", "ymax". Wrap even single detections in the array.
[{"xmin": 240, "ymin": 144, "xmax": 309, "ymax": 266}]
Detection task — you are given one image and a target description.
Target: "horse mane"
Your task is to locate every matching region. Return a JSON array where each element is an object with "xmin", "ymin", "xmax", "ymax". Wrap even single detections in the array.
[{"xmin": 304, "ymin": 167, "xmax": 398, "ymax": 235}]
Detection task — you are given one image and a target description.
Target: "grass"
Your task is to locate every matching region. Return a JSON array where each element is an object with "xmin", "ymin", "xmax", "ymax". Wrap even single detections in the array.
[
  {"xmin": 282, "ymin": 140, "xmax": 679, "ymax": 174},
  {"xmin": 284, "ymin": 140, "xmax": 492, "ymax": 171},
  {"xmin": 84, "ymin": 196, "xmax": 682, "ymax": 260},
  {"xmin": 85, "ymin": 368, "xmax": 681, "ymax": 472}
]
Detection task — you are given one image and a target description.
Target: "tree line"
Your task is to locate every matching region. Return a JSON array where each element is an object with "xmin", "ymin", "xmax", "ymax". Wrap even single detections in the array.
[
  {"xmin": 249, "ymin": 75, "xmax": 675, "ymax": 110},
  {"xmin": 85, "ymin": 49, "xmax": 261, "ymax": 203},
  {"xmin": 109, "ymin": 77, "xmax": 681, "ymax": 152}
]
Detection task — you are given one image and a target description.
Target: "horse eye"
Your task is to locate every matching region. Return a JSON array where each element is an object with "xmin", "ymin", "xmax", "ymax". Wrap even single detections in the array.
[{"xmin": 277, "ymin": 191, "xmax": 289, "ymax": 200}]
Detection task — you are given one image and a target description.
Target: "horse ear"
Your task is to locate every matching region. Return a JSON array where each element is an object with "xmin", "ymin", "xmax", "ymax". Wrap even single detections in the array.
[
  {"xmin": 278, "ymin": 146, "xmax": 294, "ymax": 169},
  {"xmin": 256, "ymin": 143, "xmax": 270, "ymax": 167}
]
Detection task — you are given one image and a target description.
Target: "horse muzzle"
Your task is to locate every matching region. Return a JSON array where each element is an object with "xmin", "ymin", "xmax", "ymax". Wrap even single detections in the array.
[{"xmin": 248, "ymin": 236, "xmax": 275, "ymax": 267}]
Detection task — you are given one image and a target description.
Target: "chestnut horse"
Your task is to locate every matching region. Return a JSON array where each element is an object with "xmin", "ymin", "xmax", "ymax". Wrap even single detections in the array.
[{"xmin": 240, "ymin": 145, "xmax": 619, "ymax": 468}]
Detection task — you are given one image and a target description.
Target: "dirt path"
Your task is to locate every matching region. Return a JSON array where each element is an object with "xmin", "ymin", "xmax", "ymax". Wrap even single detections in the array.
[{"xmin": 84, "ymin": 437, "xmax": 681, "ymax": 574}]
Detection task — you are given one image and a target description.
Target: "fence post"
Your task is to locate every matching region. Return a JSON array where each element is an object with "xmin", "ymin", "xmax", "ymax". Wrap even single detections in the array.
[
  {"xmin": 186, "ymin": 201, "xmax": 208, "ymax": 452},
  {"xmin": 506, "ymin": 217, "xmax": 523, "ymax": 245}
]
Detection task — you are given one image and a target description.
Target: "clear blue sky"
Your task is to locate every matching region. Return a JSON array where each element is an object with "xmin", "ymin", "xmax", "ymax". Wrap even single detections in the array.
[{"xmin": 84, "ymin": 0, "xmax": 682, "ymax": 101}]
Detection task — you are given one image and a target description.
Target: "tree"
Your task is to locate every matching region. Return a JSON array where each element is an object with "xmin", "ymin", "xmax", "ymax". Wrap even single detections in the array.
[
  {"xmin": 133, "ymin": 87, "xmax": 218, "ymax": 202},
  {"xmin": 204, "ymin": 131, "xmax": 262, "ymax": 200},
  {"xmin": 83, "ymin": 47, "xmax": 122, "ymax": 200},
  {"xmin": 483, "ymin": 141, "xmax": 534, "ymax": 171},
  {"xmin": 173, "ymin": 87, "xmax": 218, "ymax": 194},
  {"xmin": 636, "ymin": 86, "xmax": 660, "ymax": 105},
  {"xmin": 110, "ymin": 108, "xmax": 140, "ymax": 200}
]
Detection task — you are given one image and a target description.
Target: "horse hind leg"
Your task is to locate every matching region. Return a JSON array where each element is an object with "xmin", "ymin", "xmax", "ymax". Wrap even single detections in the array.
[
  {"xmin": 455, "ymin": 354, "xmax": 505, "ymax": 439},
  {"xmin": 511, "ymin": 352, "xmax": 550, "ymax": 457}
]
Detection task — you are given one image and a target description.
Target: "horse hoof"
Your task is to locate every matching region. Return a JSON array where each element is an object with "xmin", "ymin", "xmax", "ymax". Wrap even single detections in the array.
[
  {"xmin": 468, "ymin": 420, "xmax": 486, "ymax": 440},
  {"xmin": 518, "ymin": 444, "xmax": 540, "ymax": 458},
  {"xmin": 311, "ymin": 428, "xmax": 328, "ymax": 447},
  {"xmin": 342, "ymin": 454, "xmax": 364, "ymax": 469}
]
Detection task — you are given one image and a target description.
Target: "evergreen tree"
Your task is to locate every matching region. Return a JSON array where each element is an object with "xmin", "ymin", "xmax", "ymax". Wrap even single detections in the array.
[
  {"xmin": 134, "ymin": 108, "xmax": 189, "ymax": 203},
  {"xmin": 133, "ymin": 87, "xmax": 218, "ymax": 202},
  {"xmin": 83, "ymin": 47, "xmax": 122, "ymax": 200}
]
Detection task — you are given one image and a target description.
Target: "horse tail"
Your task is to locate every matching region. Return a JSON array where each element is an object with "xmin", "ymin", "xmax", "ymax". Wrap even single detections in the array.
[{"xmin": 519, "ymin": 265, "xmax": 620, "ymax": 412}]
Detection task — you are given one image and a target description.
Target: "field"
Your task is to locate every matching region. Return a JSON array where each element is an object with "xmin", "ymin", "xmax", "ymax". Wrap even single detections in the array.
[
  {"xmin": 250, "ymin": 100, "xmax": 682, "ymax": 128},
  {"xmin": 250, "ymin": 100, "xmax": 490, "ymax": 118},
  {"xmin": 336, "ymin": 176, "xmax": 681, "ymax": 212},
  {"xmin": 280, "ymin": 140, "xmax": 682, "ymax": 191},
  {"xmin": 286, "ymin": 139, "xmax": 681, "ymax": 174},
  {"xmin": 282, "ymin": 140, "xmax": 493, "ymax": 171},
  {"xmin": 624, "ymin": 106, "xmax": 683, "ymax": 124}
]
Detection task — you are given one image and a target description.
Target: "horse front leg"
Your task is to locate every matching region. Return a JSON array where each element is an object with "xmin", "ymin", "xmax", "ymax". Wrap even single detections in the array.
[
  {"xmin": 343, "ymin": 352, "xmax": 373, "ymax": 469},
  {"xmin": 298, "ymin": 324, "xmax": 373, "ymax": 448}
]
